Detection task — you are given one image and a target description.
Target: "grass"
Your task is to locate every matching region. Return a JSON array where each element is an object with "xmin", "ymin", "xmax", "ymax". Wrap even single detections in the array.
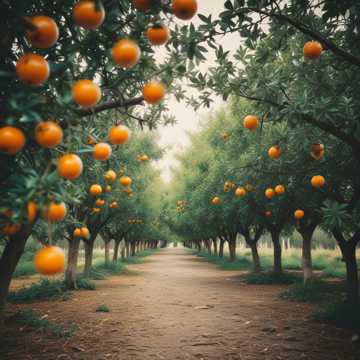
[
  {"xmin": 243, "ymin": 271, "xmax": 301, "ymax": 285},
  {"xmin": 11, "ymin": 309, "xmax": 74, "ymax": 337},
  {"xmin": 315, "ymin": 301, "xmax": 360, "ymax": 330},
  {"xmin": 194, "ymin": 251, "xmax": 253, "ymax": 270},
  {"xmin": 96, "ymin": 304, "xmax": 110, "ymax": 312},
  {"xmin": 89, "ymin": 261, "xmax": 125, "ymax": 280},
  {"xmin": 8, "ymin": 279, "xmax": 70, "ymax": 304},
  {"xmin": 13, "ymin": 261, "xmax": 37, "ymax": 277},
  {"xmin": 75, "ymin": 276, "xmax": 96, "ymax": 290},
  {"xmin": 122, "ymin": 248, "xmax": 160, "ymax": 264}
]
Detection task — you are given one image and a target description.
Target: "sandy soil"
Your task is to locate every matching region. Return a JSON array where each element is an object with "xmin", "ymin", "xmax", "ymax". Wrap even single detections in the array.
[{"xmin": 1, "ymin": 247, "xmax": 359, "ymax": 360}]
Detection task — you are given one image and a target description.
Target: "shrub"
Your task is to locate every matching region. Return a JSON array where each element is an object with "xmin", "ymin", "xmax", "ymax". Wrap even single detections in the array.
[
  {"xmin": 75, "ymin": 276, "xmax": 96, "ymax": 290},
  {"xmin": 244, "ymin": 271, "xmax": 300, "ymax": 285},
  {"xmin": 8, "ymin": 279, "xmax": 69, "ymax": 303},
  {"xmin": 13, "ymin": 261, "xmax": 37, "ymax": 278},
  {"xmin": 11, "ymin": 309, "xmax": 74, "ymax": 337},
  {"xmin": 96, "ymin": 305, "xmax": 110, "ymax": 312}
]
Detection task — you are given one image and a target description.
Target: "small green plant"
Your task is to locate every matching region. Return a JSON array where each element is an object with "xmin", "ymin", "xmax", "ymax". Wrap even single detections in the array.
[
  {"xmin": 8, "ymin": 279, "xmax": 69, "ymax": 303},
  {"xmin": 315, "ymin": 301, "xmax": 360, "ymax": 330},
  {"xmin": 13, "ymin": 261, "xmax": 37, "ymax": 278},
  {"xmin": 122, "ymin": 248, "xmax": 159, "ymax": 264},
  {"xmin": 11, "ymin": 309, "xmax": 74, "ymax": 337},
  {"xmin": 75, "ymin": 276, "xmax": 96, "ymax": 290},
  {"xmin": 195, "ymin": 251, "xmax": 252, "ymax": 270},
  {"xmin": 244, "ymin": 271, "xmax": 300, "ymax": 285},
  {"xmin": 96, "ymin": 304, "xmax": 110, "ymax": 312}
]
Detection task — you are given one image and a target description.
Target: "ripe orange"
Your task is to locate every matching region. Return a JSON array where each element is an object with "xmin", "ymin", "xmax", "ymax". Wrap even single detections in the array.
[
  {"xmin": 95, "ymin": 198, "xmax": 105, "ymax": 207},
  {"xmin": 72, "ymin": 80, "xmax": 101, "ymax": 108},
  {"xmin": 104, "ymin": 169, "xmax": 117, "ymax": 182},
  {"xmin": 1, "ymin": 224, "xmax": 21, "ymax": 235},
  {"xmin": 35, "ymin": 121, "xmax": 63, "ymax": 148},
  {"xmin": 138, "ymin": 154, "xmax": 149, "ymax": 162},
  {"xmin": 34, "ymin": 246, "xmax": 65, "ymax": 275},
  {"xmin": 133, "ymin": 0, "xmax": 152, "ymax": 11},
  {"xmin": 265, "ymin": 188, "xmax": 275, "ymax": 199},
  {"xmin": 274, "ymin": 184, "xmax": 285, "ymax": 195},
  {"xmin": 108, "ymin": 125, "xmax": 131, "ymax": 145},
  {"xmin": 25, "ymin": 15, "xmax": 59, "ymax": 48},
  {"xmin": 268, "ymin": 146, "xmax": 282, "ymax": 159},
  {"xmin": 146, "ymin": 25, "xmax": 170, "ymax": 46},
  {"xmin": 92, "ymin": 207, "xmax": 101, "ymax": 213},
  {"xmin": 112, "ymin": 39, "xmax": 141, "ymax": 69},
  {"xmin": 294, "ymin": 209, "xmax": 305, "ymax": 219},
  {"xmin": 89, "ymin": 184, "xmax": 102, "ymax": 196},
  {"xmin": 212, "ymin": 196, "xmax": 221, "ymax": 205},
  {"xmin": 16, "ymin": 53, "xmax": 49, "ymax": 86},
  {"xmin": 27, "ymin": 201, "xmax": 38, "ymax": 223},
  {"xmin": 73, "ymin": 228, "xmax": 82, "ymax": 237},
  {"xmin": 80, "ymin": 226, "xmax": 90, "ymax": 238},
  {"xmin": 104, "ymin": 185, "xmax": 112, "ymax": 192},
  {"xmin": 109, "ymin": 201, "xmax": 118, "ymax": 209},
  {"xmin": 73, "ymin": 0, "xmax": 105, "ymax": 29},
  {"xmin": 172, "ymin": 0, "xmax": 198, "ymax": 20},
  {"xmin": 235, "ymin": 187, "xmax": 246, "ymax": 198},
  {"xmin": 143, "ymin": 81, "xmax": 166, "ymax": 104},
  {"xmin": 303, "ymin": 41, "xmax": 322, "ymax": 59},
  {"xmin": 57, "ymin": 154, "xmax": 83, "ymax": 180},
  {"xmin": 93, "ymin": 142, "xmax": 112, "ymax": 160},
  {"xmin": 0, "ymin": 126, "xmax": 25, "ymax": 155},
  {"xmin": 44, "ymin": 202, "xmax": 67, "ymax": 222},
  {"xmin": 310, "ymin": 143, "xmax": 325, "ymax": 160},
  {"xmin": 243, "ymin": 115, "xmax": 259, "ymax": 130},
  {"xmin": 120, "ymin": 176, "xmax": 132, "ymax": 187},
  {"xmin": 311, "ymin": 175, "xmax": 325, "ymax": 188}
]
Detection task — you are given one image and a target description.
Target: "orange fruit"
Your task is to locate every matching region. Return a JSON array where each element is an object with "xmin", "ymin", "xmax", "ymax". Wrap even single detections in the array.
[
  {"xmin": 108, "ymin": 125, "xmax": 131, "ymax": 145},
  {"xmin": 16, "ymin": 53, "xmax": 49, "ymax": 86},
  {"xmin": 80, "ymin": 226, "xmax": 90, "ymax": 238},
  {"xmin": 274, "ymin": 184, "xmax": 285, "ymax": 195},
  {"xmin": 104, "ymin": 185, "xmax": 112, "ymax": 192},
  {"xmin": 133, "ymin": 0, "xmax": 152, "ymax": 11},
  {"xmin": 35, "ymin": 121, "xmax": 63, "ymax": 148},
  {"xmin": 294, "ymin": 209, "xmax": 305, "ymax": 219},
  {"xmin": 73, "ymin": 0, "xmax": 105, "ymax": 29},
  {"xmin": 1, "ymin": 224, "xmax": 21, "ymax": 235},
  {"xmin": 243, "ymin": 115, "xmax": 259, "ymax": 130},
  {"xmin": 119, "ymin": 176, "xmax": 132, "ymax": 187},
  {"xmin": 89, "ymin": 184, "xmax": 102, "ymax": 196},
  {"xmin": 25, "ymin": 15, "xmax": 59, "ymax": 48},
  {"xmin": 143, "ymin": 81, "xmax": 166, "ymax": 104},
  {"xmin": 172, "ymin": 0, "xmax": 198, "ymax": 20},
  {"xmin": 104, "ymin": 169, "xmax": 117, "ymax": 182},
  {"xmin": 0, "ymin": 126, "xmax": 25, "ymax": 155},
  {"xmin": 93, "ymin": 142, "xmax": 112, "ymax": 160},
  {"xmin": 146, "ymin": 24, "xmax": 170, "ymax": 46},
  {"xmin": 311, "ymin": 175, "xmax": 325, "ymax": 188},
  {"xmin": 310, "ymin": 143, "xmax": 325, "ymax": 160},
  {"xmin": 34, "ymin": 246, "xmax": 65, "ymax": 275},
  {"xmin": 268, "ymin": 146, "xmax": 282, "ymax": 159},
  {"xmin": 27, "ymin": 201, "xmax": 38, "ymax": 223},
  {"xmin": 72, "ymin": 80, "xmax": 101, "ymax": 108},
  {"xmin": 44, "ymin": 202, "xmax": 67, "ymax": 222},
  {"xmin": 95, "ymin": 198, "xmax": 105, "ymax": 207},
  {"xmin": 109, "ymin": 201, "xmax": 118, "ymax": 209},
  {"xmin": 57, "ymin": 154, "xmax": 83, "ymax": 180},
  {"xmin": 303, "ymin": 41, "xmax": 322, "ymax": 59},
  {"xmin": 112, "ymin": 39, "xmax": 141, "ymax": 69},
  {"xmin": 265, "ymin": 188, "xmax": 275, "ymax": 199},
  {"xmin": 235, "ymin": 187, "xmax": 246, "ymax": 198},
  {"xmin": 73, "ymin": 228, "xmax": 82, "ymax": 237},
  {"xmin": 140, "ymin": 154, "xmax": 149, "ymax": 161},
  {"xmin": 92, "ymin": 207, "xmax": 101, "ymax": 213},
  {"xmin": 212, "ymin": 196, "xmax": 221, "ymax": 205}
]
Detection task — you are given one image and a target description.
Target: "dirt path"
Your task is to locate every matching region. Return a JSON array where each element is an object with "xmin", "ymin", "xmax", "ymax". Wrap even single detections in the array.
[{"xmin": 1, "ymin": 247, "xmax": 359, "ymax": 360}]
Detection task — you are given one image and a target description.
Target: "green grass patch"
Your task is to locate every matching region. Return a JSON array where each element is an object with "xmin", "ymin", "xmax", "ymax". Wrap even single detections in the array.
[
  {"xmin": 315, "ymin": 301, "xmax": 360, "ymax": 330},
  {"xmin": 321, "ymin": 264, "xmax": 346, "ymax": 278},
  {"xmin": 195, "ymin": 251, "xmax": 253, "ymax": 270},
  {"xmin": 75, "ymin": 276, "xmax": 96, "ymax": 290},
  {"xmin": 11, "ymin": 309, "xmax": 74, "ymax": 337},
  {"xmin": 13, "ymin": 261, "xmax": 37, "ymax": 278},
  {"xmin": 8, "ymin": 279, "xmax": 70, "ymax": 304},
  {"xmin": 282, "ymin": 255, "xmax": 302, "ymax": 270},
  {"xmin": 96, "ymin": 304, "xmax": 110, "ymax": 312},
  {"xmin": 122, "ymin": 248, "xmax": 160, "ymax": 264},
  {"xmin": 88, "ymin": 261, "xmax": 125, "ymax": 279},
  {"xmin": 243, "ymin": 271, "xmax": 300, "ymax": 285}
]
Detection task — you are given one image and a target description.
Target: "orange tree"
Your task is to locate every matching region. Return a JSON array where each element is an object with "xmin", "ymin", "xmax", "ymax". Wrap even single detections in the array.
[{"xmin": 0, "ymin": 0, "xmax": 199, "ymax": 316}]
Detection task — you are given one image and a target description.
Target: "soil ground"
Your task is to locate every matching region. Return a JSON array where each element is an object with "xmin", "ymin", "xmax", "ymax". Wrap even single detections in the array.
[{"xmin": 1, "ymin": 247, "xmax": 360, "ymax": 360}]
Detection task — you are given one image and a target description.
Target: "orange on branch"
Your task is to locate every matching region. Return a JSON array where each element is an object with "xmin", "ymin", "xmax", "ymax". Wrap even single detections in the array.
[
  {"xmin": 303, "ymin": 41, "xmax": 322, "ymax": 59},
  {"xmin": 120, "ymin": 176, "xmax": 132, "ymax": 187},
  {"xmin": 73, "ymin": 0, "xmax": 105, "ymax": 29},
  {"xmin": 93, "ymin": 142, "xmax": 112, "ymax": 160},
  {"xmin": 104, "ymin": 170, "xmax": 117, "ymax": 182},
  {"xmin": 57, "ymin": 154, "xmax": 83, "ymax": 180},
  {"xmin": 274, "ymin": 184, "xmax": 285, "ymax": 195},
  {"xmin": 43, "ymin": 202, "xmax": 67, "ymax": 222},
  {"xmin": 172, "ymin": 0, "xmax": 198, "ymax": 20},
  {"xmin": 27, "ymin": 201, "xmax": 38, "ymax": 223},
  {"xmin": 268, "ymin": 146, "xmax": 282, "ymax": 159},
  {"xmin": 35, "ymin": 121, "xmax": 63, "ymax": 148},
  {"xmin": 108, "ymin": 125, "xmax": 131, "ymax": 145},
  {"xmin": 80, "ymin": 226, "xmax": 90, "ymax": 239},
  {"xmin": 294, "ymin": 209, "xmax": 305, "ymax": 219},
  {"xmin": 133, "ymin": 0, "xmax": 152, "ymax": 11},
  {"xmin": 72, "ymin": 80, "xmax": 101, "ymax": 108},
  {"xmin": 311, "ymin": 175, "xmax": 325, "ymax": 188},
  {"xmin": 112, "ymin": 39, "xmax": 141, "ymax": 69},
  {"xmin": 73, "ymin": 228, "xmax": 82, "ymax": 237},
  {"xmin": 16, "ymin": 53, "xmax": 49, "ymax": 86},
  {"xmin": 89, "ymin": 184, "xmax": 102, "ymax": 197},
  {"xmin": 235, "ymin": 187, "xmax": 246, "ymax": 198},
  {"xmin": 0, "ymin": 126, "xmax": 25, "ymax": 155},
  {"xmin": 243, "ymin": 115, "xmax": 259, "ymax": 130},
  {"xmin": 212, "ymin": 196, "xmax": 221, "ymax": 205},
  {"xmin": 34, "ymin": 246, "xmax": 65, "ymax": 275},
  {"xmin": 146, "ymin": 25, "xmax": 170, "ymax": 46},
  {"xmin": 265, "ymin": 188, "xmax": 275, "ymax": 199},
  {"xmin": 143, "ymin": 81, "xmax": 166, "ymax": 104},
  {"xmin": 25, "ymin": 15, "xmax": 59, "ymax": 48}
]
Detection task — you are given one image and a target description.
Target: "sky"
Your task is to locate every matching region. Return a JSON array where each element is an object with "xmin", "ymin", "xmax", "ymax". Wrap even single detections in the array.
[{"xmin": 154, "ymin": 1, "xmax": 238, "ymax": 183}]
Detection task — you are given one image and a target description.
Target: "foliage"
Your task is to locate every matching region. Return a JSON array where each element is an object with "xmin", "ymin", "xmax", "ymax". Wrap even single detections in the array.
[
  {"xmin": 243, "ymin": 271, "xmax": 300, "ymax": 285},
  {"xmin": 96, "ymin": 304, "xmax": 110, "ymax": 313}
]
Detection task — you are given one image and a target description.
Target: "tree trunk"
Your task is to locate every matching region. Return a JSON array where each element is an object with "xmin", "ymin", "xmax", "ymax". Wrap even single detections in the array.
[
  {"xmin": 125, "ymin": 241, "xmax": 130, "ymax": 257},
  {"xmin": 196, "ymin": 241, "xmax": 201, "ymax": 251},
  {"xmin": 0, "ymin": 225, "xmax": 33, "ymax": 320},
  {"xmin": 228, "ymin": 236, "xmax": 236, "ymax": 263},
  {"xmin": 205, "ymin": 239, "xmax": 211, "ymax": 254},
  {"xmin": 83, "ymin": 240, "xmax": 94, "ymax": 277},
  {"xmin": 250, "ymin": 242, "xmax": 261, "ymax": 272},
  {"xmin": 341, "ymin": 242, "xmax": 359, "ymax": 305},
  {"xmin": 65, "ymin": 237, "xmax": 81, "ymax": 289},
  {"xmin": 219, "ymin": 238, "xmax": 225, "ymax": 258},
  {"xmin": 301, "ymin": 232, "xmax": 313, "ymax": 284},
  {"xmin": 130, "ymin": 241, "xmax": 136, "ymax": 256},
  {"xmin": 113, "ymin": 239, "xmax": 120, "ymax": 262},
  {"xmin": 104, "ymin": 240, "xmax": 111, "ymax": 265},
  {"xmin": 120, "ymin": 240, "xmax": 126, "ymax": 260},
  {"xmin": 271, "ymin": 229, "xmax": 282, "ymax": 274},
  {"xmin": 212, "ymin": 238, "xmax": 218, "ymax": 256}
]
